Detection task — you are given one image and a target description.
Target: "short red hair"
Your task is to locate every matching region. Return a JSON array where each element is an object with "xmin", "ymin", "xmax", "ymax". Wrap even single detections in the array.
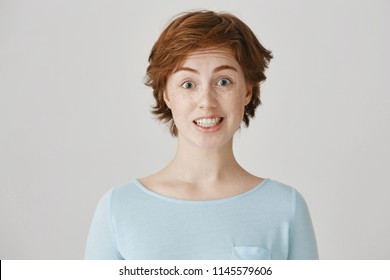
[{"xmin": 145, "ymin": 10, "xmax": 273, "ymax": 136}]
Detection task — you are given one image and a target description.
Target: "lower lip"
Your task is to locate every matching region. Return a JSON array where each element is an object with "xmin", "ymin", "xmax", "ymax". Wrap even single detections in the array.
[{"xmin": 193, "ymin": 119, "xmax": 224, "ymax": 133}]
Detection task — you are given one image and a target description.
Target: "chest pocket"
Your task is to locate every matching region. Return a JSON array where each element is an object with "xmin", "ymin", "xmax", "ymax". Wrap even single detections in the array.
[{"xmin": 231, "ymin": 246, "xmax": 271, "ymax": 260}]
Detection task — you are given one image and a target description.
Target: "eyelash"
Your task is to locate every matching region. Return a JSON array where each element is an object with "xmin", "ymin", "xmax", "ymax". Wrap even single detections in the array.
[
  {"xmin": 180, "ymin": 78, "xmax": 232, "ymax": 89},
  {"xmin": 216, "ymin": 78, "xmax": 231, "ymax": 86},
  {"xmin": 181, "ymin": 81, "xmax": 195, "ymax": 89}
]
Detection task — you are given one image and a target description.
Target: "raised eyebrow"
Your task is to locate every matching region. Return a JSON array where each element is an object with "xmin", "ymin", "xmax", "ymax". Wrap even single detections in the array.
[
  {"xmin": 174, "ymin": 65, "xmax": 238, "ymax": 74},
  {"xmin": 213, "ymin": 65, "xmax": 238, "ymax": 73}
]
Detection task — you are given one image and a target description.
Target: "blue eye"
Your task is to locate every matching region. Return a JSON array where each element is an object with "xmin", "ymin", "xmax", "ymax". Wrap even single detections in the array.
[
  {"xmin": 217, "ymin": 78, "xmax": 231, "ymax": 86},
  {"xmin": 182, "ymin": 81, "xmax": 195, "ymax": 89}
]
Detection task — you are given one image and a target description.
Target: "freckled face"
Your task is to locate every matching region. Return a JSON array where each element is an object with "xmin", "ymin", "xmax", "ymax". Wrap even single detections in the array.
[{"xmin": 164, "ymin": 49, "xmax": 252, "ymax": 149}]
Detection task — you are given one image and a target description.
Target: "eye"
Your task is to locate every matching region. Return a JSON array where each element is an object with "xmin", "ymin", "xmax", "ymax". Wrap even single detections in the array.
[
  {"xmin": 181, "ymin": 81, "xmax": 195, "ymax": 89},
  {"xmin": 216, "ymin": 78, "xmax": 231, "ymax": 86}
]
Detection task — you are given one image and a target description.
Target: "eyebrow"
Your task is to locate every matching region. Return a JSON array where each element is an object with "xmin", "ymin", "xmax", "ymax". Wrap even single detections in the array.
[
  {"xmin": 213, "ymin": 65, "xmax": 238, "ymax": 73},
  {"xmin": 174, "ymin": 65, "xmax": 238, "ymax": 74}
]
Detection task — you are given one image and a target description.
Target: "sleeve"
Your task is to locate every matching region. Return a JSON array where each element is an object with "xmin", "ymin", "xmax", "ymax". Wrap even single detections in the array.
[
  {"xmin": 84, "ymin": 189, "xmax": 123, "ymax": 259},
  {"xmin": 288, "ymin": 189, "xmax": 319, "ymax": 259}
]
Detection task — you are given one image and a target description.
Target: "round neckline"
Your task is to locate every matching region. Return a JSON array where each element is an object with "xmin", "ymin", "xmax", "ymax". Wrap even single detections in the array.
[{"xmin": 133, "ymin": 178, "xmax": 270, "ymax": 205}]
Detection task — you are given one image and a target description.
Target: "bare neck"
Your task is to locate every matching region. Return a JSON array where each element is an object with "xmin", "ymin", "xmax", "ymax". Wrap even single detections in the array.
[
  {"xmin": 140, "ymin": 135, "xmax": 263, "ymax": 200},
  {"xmin": 162, "ymin": 137, "xmax": 246, "ymax": 186}
]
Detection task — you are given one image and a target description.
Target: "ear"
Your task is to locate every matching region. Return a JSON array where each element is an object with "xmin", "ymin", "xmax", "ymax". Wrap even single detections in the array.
[{"xmin": 244, "ymin": 83, "xmax": 253, "ymax": 106}]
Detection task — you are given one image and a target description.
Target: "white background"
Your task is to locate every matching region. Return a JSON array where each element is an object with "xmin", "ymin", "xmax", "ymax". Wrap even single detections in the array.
[{"xmin": 1, "ymin": 0, "xmax": 389, "ymax": 259}]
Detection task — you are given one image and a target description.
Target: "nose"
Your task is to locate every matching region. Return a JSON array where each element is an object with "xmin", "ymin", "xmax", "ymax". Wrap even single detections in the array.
[{"xmin": 198, "ymin": 86, "xmax": 217, "ymax": 109}]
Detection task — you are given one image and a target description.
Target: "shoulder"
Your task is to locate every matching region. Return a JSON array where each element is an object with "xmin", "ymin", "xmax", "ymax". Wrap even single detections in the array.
[
  {"xmin": 260, "ymin": 179, "xmax": 296, "ymax": 199},
  {"xmin": 258, "ymin": 179, "xmax": 309, "ymax": 209},
  {"xmin": 111, "ymin": 179, "xmax": 138, "ymax": 195},
  {"xmin": 263, "ymin": 179, "xmax": 314, "ymax": 221},
  {"xmin": 95, "ymin": 180, "xmax": 143, "ymax": 210}
]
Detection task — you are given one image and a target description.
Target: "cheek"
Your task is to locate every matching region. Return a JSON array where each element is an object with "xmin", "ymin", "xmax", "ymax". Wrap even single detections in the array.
[
  {"xmin": 234, "ymin": 97, "xmax": 249, "ymax": 120},
  {"xmin": 169, "ymin": 97, "xmax": 190, "ymax": 121},
  {"xmin": 228, "ymin": 96, "xmax": 247, "ymax": 112}
]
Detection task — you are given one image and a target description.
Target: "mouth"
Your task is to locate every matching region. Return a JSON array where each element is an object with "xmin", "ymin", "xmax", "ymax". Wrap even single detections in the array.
[{"xmin": 193, "ymin": 117, "xmax": 224, "ymax": 128}]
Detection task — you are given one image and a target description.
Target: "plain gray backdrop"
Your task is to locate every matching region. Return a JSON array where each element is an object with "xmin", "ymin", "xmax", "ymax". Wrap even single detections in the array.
[{"xmin": 1, "ymin": 0, "xmax": 389, "ymax": 259}]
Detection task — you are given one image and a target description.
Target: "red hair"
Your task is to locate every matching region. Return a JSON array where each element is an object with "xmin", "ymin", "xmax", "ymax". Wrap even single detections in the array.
[{"xmin": 145, "ymin": 10, "xmax": 273, "ymax": 136}]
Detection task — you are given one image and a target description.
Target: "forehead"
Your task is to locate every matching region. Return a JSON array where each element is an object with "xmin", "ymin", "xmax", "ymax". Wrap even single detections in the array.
[
  {"xmin": 186, "ymin": 47, "xmax": 234, "ymax": 58},
  {"xmin": 175, "ymin": 48, "xmax": 241, "ymax": 71}
]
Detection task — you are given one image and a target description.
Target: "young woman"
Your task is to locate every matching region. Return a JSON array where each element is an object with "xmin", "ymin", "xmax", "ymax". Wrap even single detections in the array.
[{"xmin": 85, "ymin": 10, "xmax": 318, "ymax": 260}]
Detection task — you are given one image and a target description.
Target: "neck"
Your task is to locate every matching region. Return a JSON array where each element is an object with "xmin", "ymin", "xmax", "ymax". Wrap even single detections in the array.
[{"xmin": 164, "ymin": 136, "xmax": 244, "ymax": 185}]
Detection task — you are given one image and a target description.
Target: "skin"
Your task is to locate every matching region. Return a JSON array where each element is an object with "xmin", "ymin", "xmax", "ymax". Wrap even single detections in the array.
[{"xmin": 140, "ymin": 48, "xmax": 263, "ymax": 200}]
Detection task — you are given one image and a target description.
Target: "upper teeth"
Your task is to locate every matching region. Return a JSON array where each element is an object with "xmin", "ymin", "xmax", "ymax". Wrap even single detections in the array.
[{"xmin": 195, "ymin": 118, "xmax": 222, "ymax": 128}]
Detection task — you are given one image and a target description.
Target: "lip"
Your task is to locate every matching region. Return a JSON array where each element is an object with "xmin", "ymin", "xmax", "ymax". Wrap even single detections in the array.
[
  {"xmin": 193, "ymin": 115, "xmax": 224, "ymax": 132},
  {"xmin": 193, "ymin": 115, "xmax": 223, "ymax": 121}
]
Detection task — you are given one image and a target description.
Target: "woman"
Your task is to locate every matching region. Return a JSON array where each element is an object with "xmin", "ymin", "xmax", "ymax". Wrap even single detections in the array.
[{"xmin": 85, "ymin": 10, "xmax": 318, "ymax": 260}]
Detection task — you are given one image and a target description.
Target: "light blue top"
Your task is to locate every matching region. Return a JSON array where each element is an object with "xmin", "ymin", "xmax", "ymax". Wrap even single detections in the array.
[{"xmin": 85, "ymin": 178, "xmax": 318, "ymax": 259}]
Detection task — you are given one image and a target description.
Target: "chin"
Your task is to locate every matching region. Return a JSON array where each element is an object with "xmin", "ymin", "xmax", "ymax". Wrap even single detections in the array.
[
  {"xmin": 194, "ymin": 135, "xmax": 233, "ymax": 150},
  {"xmin": 177, "ymin": 127, "xmax": 234, "ymax": 150}
]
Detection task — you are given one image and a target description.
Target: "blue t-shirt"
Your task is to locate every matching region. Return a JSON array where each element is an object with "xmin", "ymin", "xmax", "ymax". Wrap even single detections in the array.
[{"xmin": 85, "ymin": 178, "xmax": 318, "ymax": 259}]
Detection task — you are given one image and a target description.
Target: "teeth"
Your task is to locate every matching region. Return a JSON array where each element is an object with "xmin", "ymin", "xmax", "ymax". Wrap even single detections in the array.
[{"xmin": 194, "ymin": 118, "xmax": 222, "ymax": 128}]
